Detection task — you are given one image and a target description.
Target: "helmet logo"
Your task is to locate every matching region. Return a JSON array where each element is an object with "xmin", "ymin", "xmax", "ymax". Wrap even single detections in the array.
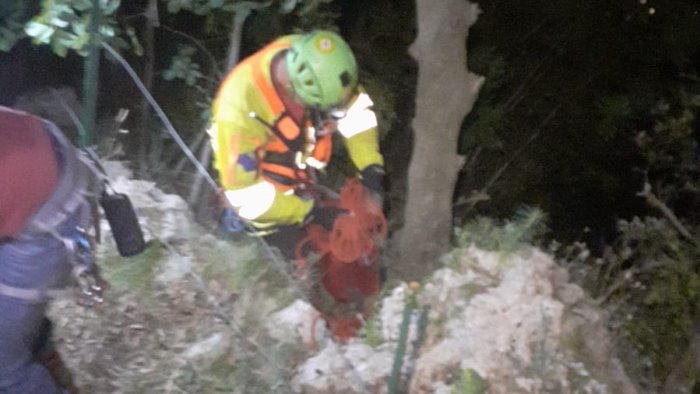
[{"xmin": 315, "ymin": 36, "xmax": 335, "ymax": 54}]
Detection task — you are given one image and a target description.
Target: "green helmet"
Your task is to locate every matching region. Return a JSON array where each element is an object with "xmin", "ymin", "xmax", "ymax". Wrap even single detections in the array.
[{"xmin": 286, "ymin": 30, "xmax": 358, "ymax": 110}]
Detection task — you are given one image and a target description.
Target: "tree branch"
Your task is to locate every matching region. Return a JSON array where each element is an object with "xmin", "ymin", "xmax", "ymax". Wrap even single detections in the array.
[{"xmin": 637, "ymin": 182, "xmax": 698, "ymax": 245}]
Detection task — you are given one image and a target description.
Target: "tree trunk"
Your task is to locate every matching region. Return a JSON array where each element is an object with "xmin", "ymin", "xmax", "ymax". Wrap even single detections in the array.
[{"xmin": 395, "ymin": 0, "xmax": 484, "ymax": 278}]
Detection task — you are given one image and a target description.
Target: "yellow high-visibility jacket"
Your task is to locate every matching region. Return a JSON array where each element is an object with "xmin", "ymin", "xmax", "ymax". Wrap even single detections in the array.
[{"xmin": 210, "ymin": 35, "xmax": 383, "ymax": 229}]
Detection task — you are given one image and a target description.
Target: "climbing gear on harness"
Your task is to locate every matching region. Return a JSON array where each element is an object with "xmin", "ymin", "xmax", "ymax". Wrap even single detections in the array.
[
  {"xmin": 65, "ymin": 226, "xmax": 105, "ymax": 306},
  {"xmin": 308, "ymin": 104, "xmax": 351, "ymax": 138},
  {"xmin": 72, "ymin": 145, "xmax": 146, "ymax": 258},
  {"xmin": 0, "ymin": 120, "xmax": 107, "ymax": 304},
  {"xmin": 100, "ymin": 185, "xmax": 146, "ymax": 257},
  {"xmin": 0, "ymin": 224, "xmax": 105, "ymax": 305},
  {"xmin": 248, "ymin": 106, "xmax": 332, "ymax": 194}
]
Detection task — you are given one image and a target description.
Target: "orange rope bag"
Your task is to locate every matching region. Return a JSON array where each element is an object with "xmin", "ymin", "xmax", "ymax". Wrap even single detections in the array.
[{"xmin": 295, "ymin": 178, "xmax": 387, "ymax": 341}]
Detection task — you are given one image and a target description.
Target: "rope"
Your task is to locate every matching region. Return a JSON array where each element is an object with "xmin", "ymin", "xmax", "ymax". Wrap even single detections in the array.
[
  {"xmin": 329, "ymin": 179, "xmax": 386, "ymax": 262},
  {"xmin": 102, "ymin": 42, "xmax": 219, "ymax": 192},
  {"xmin": 295, "ymin": 179, "xmax": 386, "ymax": 267},
  {"xmin": 295, "ymin": 179, "xmax": 387, "ymax": 341}
]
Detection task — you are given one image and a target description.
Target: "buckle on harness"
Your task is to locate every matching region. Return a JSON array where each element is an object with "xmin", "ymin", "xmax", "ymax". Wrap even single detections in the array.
[
  {"xmin": 73, "ymin": 265, "xmax": 105, "ymax": 306},
  {"xmin": 67, "ymin": 226, "xmax": 106, "ymax": 306}
]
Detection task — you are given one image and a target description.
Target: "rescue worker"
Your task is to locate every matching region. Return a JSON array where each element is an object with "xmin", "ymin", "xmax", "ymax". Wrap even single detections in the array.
[
  {"xmin": 0, "ymin": 106, "xmax": 95, "ymax": 394},
  {"xmin": 209, "ymin": 30, "xmax": 384, "ymax": 258}
]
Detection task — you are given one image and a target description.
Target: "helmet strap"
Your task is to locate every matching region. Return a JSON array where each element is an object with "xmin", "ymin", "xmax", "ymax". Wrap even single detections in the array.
[{"xmin": 271, "ymin": 51, "xmax": 305, "ymax": 124}]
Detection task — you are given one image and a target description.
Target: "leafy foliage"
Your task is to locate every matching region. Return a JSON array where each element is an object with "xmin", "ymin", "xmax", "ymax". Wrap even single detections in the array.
[
  {"xmin": 158, "ymin": 0, "xmax": 338, "ymax": 113},
  {"xmin": 0, "ymin": 1, "xmax": 28, "ymax": 52},
  {"xmin": 23, "ymin": 0, "xmax": 129, "ymax": 57},
  {"xmin": 561, "ymin": 217, "xmax": 700, "ymax": 388},
  {"xmin": 163, "ymin": 45, "xmax": 205, "ymax": 86},
  {"xmin": 555, "ymin": 86, "xmax": 700, "ymax": 390},
  {"xmin": 453, "ymin": 206, "xmax": 548, "ymax": 254},
  {"xmin": 637, "ymin": 92, "xmax": 700, "ymax": 216},
  {"xmin": 162, "ymin": 0, "xmax": 278, "ymax": 15}
]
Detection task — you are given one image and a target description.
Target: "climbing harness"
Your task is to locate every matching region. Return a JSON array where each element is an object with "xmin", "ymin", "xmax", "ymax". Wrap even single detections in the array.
[
  {"xmin": 0, "ymin": 121, "xmax": 106, "ymax": 305},
  {"xmin": 98, "ymin": 178, "xmax": 146, "ymax": 257}
]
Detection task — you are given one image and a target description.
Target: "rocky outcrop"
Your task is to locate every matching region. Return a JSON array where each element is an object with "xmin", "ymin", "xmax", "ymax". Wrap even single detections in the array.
[
  {"xmin": 49, "ymin": 162, "xmax": 637, "ymax": 393},
  {"xmin": 289, "ymin": 247, "xmax": 637, "ymax": 394}
]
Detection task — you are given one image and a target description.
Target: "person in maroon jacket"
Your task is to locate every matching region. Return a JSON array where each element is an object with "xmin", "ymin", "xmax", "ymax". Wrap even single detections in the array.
[{"xmin": 0, "ymin": 106, "xmax": 92, "ymax": 393}]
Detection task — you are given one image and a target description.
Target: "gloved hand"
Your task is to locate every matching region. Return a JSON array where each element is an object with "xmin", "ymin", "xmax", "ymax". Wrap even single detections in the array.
[
  {"xmin": 219, "ymin": 207, "xmax": 245, "ymax": 233},
  {"xmin": 304, "ymin": 203, "xmax": 347, "ymax": 231},
  {"xmin": 360, "ymin": 164, "xmax": 385, "ymax": 206}
]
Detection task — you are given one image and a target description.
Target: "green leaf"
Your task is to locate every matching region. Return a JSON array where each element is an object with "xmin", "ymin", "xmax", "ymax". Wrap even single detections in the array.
[
  {"xmin": 125, "ymin": 26, "xmax": 142, "ymax": 56},
  {"xmin": 50, "ymin": 15, "xmax": 70, "ymax": 28},
  {"xmin": 25, "ymin": 21, "xmax": 49, "ymax": 37},
  {"xmin": 72, "ymin": 21, "xmax": 86, "ymax": 36},
  {"xmin": 102, "ymin": 0, "xmax": 121, "ymax": 15},
  {"xmin": 51, "ymin": 35, "xmax": 69, "ymax": 57},
  {"xmin": 72, "ymin": 0, "xmax": 92, "ymax": 12},
  {"xmin": 0, "ymin": 35, "xmax": 17, "ymax": 52},
  {"xmin": 99, "ymin": 24, "xmax": 115, "ymax": 37},
  {"xmin": 279, "ymin": 0, "xmax": 298, "ymax": 14},
  {"xmin": 73, "ymin": 29, "xmax": 90, "ymax": 49},
  {"xmin": 25, "ymin": 21, "xmax": 55, "ymax": 43},
  {"xmin": 163, "ymin": 69, "xmax": 176, "ymax": 81}
]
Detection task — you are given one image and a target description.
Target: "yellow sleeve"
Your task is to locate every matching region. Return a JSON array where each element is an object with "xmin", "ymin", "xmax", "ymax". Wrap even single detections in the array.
[
  {"xmin": 254, "ymin": 190, "xmax": 313, "ymax": 226},
  {"xmin": 345, "ymin": 127, "xmax": 384, "ymax": 171},
  {"xmin": 221, "ymin": 177, "xmax": 313, "ymax": 227},
  {"xmin": 336, "ymin": 90, "xmax": 384, "ymax": 171},
  {"xmin": 210, "ymin": 119, "xmax": 261, "ymax": 190}
]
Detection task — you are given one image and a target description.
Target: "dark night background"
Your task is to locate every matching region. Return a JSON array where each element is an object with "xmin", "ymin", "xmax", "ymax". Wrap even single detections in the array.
[{"xmin": 3, "ymin": 0, "xmax": 700, "ymax": 251}]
